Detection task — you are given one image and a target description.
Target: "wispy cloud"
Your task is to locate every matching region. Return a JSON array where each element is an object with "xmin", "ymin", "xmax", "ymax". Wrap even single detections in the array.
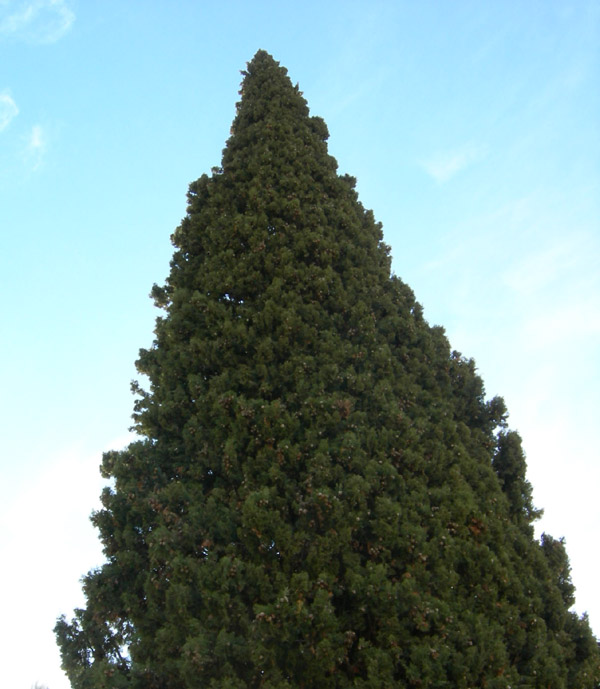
[
  {"xmin": 503, "ymin": 231, "xmax": 600, "ymax": 350},
  {"xmin": 0, "ymin": 91, "xmax": 18, "ymax": 131},
  {"xmin": 24, "ymin": 123, "xmax": 46, "ymax": 169},
  {"xmin": 0, "ymin": 0, "xmax": 74, "ymax": 44},
  {"xmin": 420, "ymin": 142, "xmax": 487, "ymax": 183},
  {"xmin": 503, "ymin": 241, "xmax": 576, "ymax": 296}
]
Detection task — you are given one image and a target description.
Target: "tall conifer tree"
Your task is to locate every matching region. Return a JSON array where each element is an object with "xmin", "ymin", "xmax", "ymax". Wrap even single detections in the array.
[{"xmin": 56, "ymin": 51, "xmax": 600, "ymax": 689}]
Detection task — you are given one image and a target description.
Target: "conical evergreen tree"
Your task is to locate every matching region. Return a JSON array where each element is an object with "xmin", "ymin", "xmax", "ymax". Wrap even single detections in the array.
[{"xmin": 56, "ymin": 51, "xmax": 600, "ymax": 689}]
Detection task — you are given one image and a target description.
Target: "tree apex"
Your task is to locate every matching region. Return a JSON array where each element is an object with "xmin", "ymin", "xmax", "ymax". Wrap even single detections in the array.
[
  {"xmin": 248, "ymin": 49, "xmax": 279, "ymax": 67},
  {"xmin": 242, "ymin": 49, "xmax": 289, "ymax": 82}
]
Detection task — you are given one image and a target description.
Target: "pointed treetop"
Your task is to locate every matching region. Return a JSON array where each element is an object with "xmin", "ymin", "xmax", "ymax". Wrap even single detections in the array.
[
  {"xmin": 222, "ymin": 50, "xmax": 329, "ymax": 171},
  {"xmin": 240, "ymin": 49, "xmax": 296, "ymax": 105}
]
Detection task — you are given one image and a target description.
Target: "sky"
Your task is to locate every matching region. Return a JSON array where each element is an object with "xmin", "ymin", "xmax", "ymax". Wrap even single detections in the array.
[{"xmin": 1, "ymin": 1, "xmax": 598, "ymax": 687}]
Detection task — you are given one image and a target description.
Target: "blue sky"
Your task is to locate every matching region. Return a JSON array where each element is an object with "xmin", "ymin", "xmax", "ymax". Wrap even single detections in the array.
[{"xmin": 1, "ymin": 1, "xmax": 598, "ymax": 687}]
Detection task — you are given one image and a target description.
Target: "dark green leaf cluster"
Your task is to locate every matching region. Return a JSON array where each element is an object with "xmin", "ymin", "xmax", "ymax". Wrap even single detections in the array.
[{"xmin": 56, "ymin": 51, "xmax": 600, "ymax": 688}]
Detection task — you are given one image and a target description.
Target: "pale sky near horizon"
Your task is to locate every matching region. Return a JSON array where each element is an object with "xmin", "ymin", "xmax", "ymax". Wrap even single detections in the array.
[{"xmin": 1, "ymin": 1, "xmax": 598, "ymax": 687}]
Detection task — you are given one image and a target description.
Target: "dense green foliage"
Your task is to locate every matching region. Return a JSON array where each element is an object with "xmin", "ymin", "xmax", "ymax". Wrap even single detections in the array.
[{"xmin": 56, "ymin": 51, "xmax": 599, "ymax": 688}]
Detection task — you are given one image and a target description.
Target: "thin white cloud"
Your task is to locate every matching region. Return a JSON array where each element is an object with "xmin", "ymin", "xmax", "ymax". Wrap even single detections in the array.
[
  {"xmin": 0, "ymin": 0, "xmax": 74, "ymax": 43},
  {"xmin": 523, "ymin": 296, "xmax": 600, "ymax": 349},
  {"xmin": 28, "ymin": 122, "xmax": 44, "ymax": 149},
  {"xmin": 0, "ymin": 90, "xmax": 18, "ymax": 131},
  {"xmin": 24, "ymin": 123, "xmax": 46, "ymax": 169},
  {"xmin": 502, "ymin": 230, "xmax": 600, "ymax": 348},
  {"xmin": 503, "ymin": 241, "xmax": 577, "ymax": 296},
  {"xmin": 420, "ymin": 142, "xmax": 487, "ymax": 183}
]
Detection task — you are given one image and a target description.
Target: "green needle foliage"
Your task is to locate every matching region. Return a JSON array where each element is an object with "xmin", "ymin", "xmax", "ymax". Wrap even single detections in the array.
[{"xmin": 55, "ymin": 51, "xmax": 600, "ymax": 688}]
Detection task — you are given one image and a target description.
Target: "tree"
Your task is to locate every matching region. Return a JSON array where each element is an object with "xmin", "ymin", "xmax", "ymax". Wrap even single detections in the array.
[
  {"xmin": 492, "ymin": 429, "xmax": 542, "ymax": 532},
  {"xmin": 56, "ymin": 50, "xmax": 600, "ymax": 689}
]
